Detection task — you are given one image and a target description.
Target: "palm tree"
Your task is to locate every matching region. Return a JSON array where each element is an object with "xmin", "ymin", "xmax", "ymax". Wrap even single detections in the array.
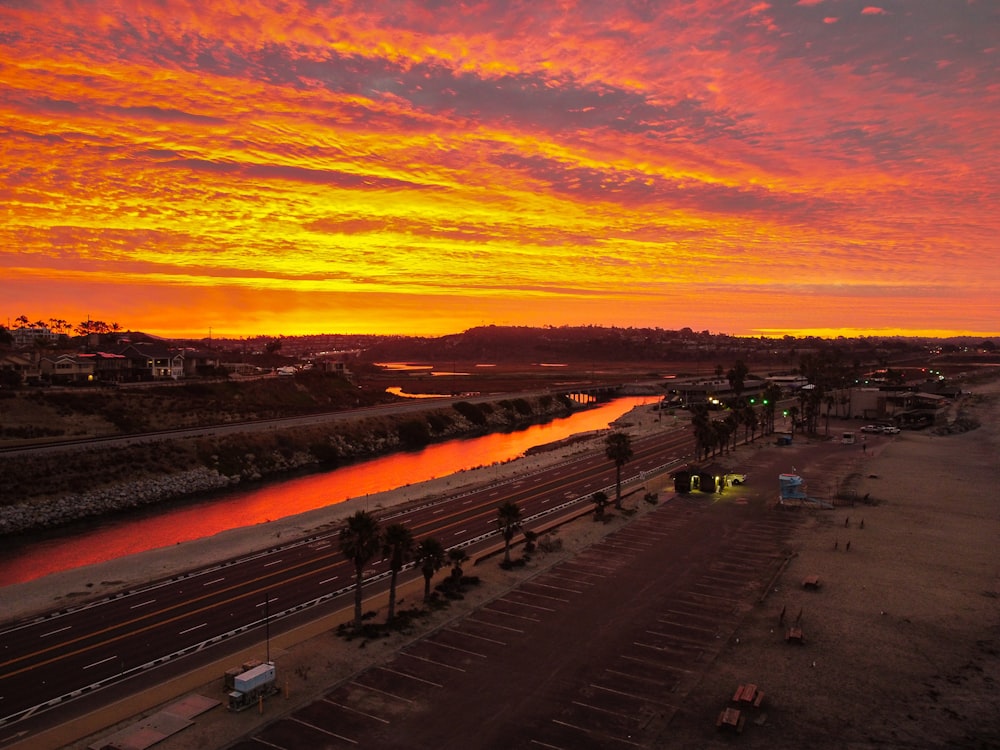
[
  {"xmin": 447, "ymin": 547, "xmax": 468, "ymax": 584},
  {"xmin": 824, "ymin": 395, "xmax": 836, "ymax": 436},
  {"xmin": 724, "ymin": 411, "xmax": 740, "ymax": 452},
  {"xmin": 382, "ymin": 523, "xmax": 414, "ymax": 624},
  {"xmin": 339, "ymin": 510, "xmax": 382, "ymax": 629},
  {"xmin": 591, "ymin": 490, "xmax": 611, "ymax": 521},
  {"xmin": 726, "ymin": 360, "xmax": 749, "ymax": 401},
  {"xmin": 713, "ymin": 420, "xmax": 730, "ymax": 456},
  {"xmin": 741, "ymin": 402, "xmax": 758, "ymax": 443},
  {"xmin": 604, "ymin": 431, "xmax": 633, "ymax": 509},
  {"xmin": 496, "ymin": 501, "xmax": 523, "ymax": 565},
  {"xmin": 415, "ymin": 537, "xmax": 446, "ymax": 601},
  {"xmin": 690, "ymin": 404, "xmax": 713, "ymax": 460},
  {"xmin": 762, "ymin": 383, "xmax": 783, "ymax": 433}
]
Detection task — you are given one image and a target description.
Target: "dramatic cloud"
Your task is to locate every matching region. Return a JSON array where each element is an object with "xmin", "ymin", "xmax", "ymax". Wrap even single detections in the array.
[{"xmin": 1, "ymin": 0, "xmax": 997, "ymax": 338}]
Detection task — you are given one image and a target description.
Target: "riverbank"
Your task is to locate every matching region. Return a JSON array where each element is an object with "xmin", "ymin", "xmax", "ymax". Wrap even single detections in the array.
[
  {"xmin": 0, "ymin": 394, "xmax": 576, "ymax": 536},
  {"xmin": 0, "ymin": 399, "xmax": 666, "ymax": 622}
]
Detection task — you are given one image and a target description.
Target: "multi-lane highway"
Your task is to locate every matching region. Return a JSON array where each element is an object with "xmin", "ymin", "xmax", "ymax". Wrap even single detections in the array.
[{"xmin": 0, "ymin": 427, "xmax": 694, "ymax": 743}]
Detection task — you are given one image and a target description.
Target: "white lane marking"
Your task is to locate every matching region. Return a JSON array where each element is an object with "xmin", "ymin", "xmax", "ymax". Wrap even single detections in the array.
[
  {"xmin": 129, "ymin": 599, "xmax": 156, "ymax": 609},
  {"xmin": 319, "ymin": 576, "xmax": 338, "ymax": 585},
  {"xmin": 180, "ymin": 622, "xmax": 207, "ymax": 635},
  {"xmin": 40, "ymin": 625, "xmax": 72, "ymax": 638},
  {"xmin": 454, "ymin": 529, "xmax": 467, "ymax": 536},
  {"xmin": 84, "ymin": 655, "xmax": 117, "ymax": 670},
  {"xmin": 256, "ymin": 598, "xmax": 278, "ymax": 607},
  {"xmin": 263, "ymin": 559, "xmax": 283, "ymax": 567},
  {"xmin": 202, "ymin": 577, "xmax": 225, "ymax": 586}
]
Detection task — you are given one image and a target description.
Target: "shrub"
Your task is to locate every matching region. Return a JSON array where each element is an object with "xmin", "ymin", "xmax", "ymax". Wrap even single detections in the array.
[
  {"xmin": 453, "ymin": 401, "xmax": 486, "ymax": 426},
  {"xmin": 398, "ymin": 419, "xmax": 431, "ymax": 448}
]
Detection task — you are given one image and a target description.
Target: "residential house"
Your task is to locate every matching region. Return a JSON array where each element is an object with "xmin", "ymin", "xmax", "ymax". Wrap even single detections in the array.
[
  {"xmin": 0, "ymin": 351, "xmax": 42, "ymax": 385},
  {"xmin": 11, "ymin": 326, "xmax": 59, "ymax": 348},
  {"xmin": 81, "ymin": 351, "xmax": 129, "ymax": 383},
  {"xmin": 39, "ymin": 353, "xmax": 95, "ymax": 384},
  {"xmin": 117, "ymin": 343, "xmax": 185, "ymax": 380}
]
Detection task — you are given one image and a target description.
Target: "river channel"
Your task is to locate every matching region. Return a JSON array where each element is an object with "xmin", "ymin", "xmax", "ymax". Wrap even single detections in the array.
[{"xmin": 0, "ymin": 396, "xmax": 654, "ymax": 586}]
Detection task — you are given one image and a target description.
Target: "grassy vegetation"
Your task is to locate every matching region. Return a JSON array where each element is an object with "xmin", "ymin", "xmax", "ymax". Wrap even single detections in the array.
[
  {"xmin": 0, "ymin": 371, "xmax": 397, "ymax": 443},
  {"xmin": 0, "ymin": 391, "xmax": 574, "ymax": 509}
]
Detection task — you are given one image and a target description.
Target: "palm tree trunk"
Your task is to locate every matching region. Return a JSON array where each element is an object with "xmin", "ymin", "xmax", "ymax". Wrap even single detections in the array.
[
  {"xmin": 353, "ymin": 564, "xmax": 364, "ymax": 628},
  {"xmin": 387, "ymin": 570, "xmax": 398, "ymax": 623},
  {"xmin": 614, "ymin": 465, "xmax": 622, "ymax": 509}
]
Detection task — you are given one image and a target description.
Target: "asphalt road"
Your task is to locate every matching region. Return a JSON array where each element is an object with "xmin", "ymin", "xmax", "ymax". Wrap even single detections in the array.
[{"xmin": 0, "ymin": 428, "xmax": 693, "ymax": 746}]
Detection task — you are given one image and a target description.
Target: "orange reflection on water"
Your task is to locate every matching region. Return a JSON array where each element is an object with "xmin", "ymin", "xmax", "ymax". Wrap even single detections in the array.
[{"xmin": 0, "ymin": 398, "xmax": 653, "ymax": 586}]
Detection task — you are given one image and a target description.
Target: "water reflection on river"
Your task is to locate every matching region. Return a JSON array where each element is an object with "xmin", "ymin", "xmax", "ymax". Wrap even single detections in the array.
[{"xmin": 0, "ymin": 397, "xmax": 654, "ymax": 586}]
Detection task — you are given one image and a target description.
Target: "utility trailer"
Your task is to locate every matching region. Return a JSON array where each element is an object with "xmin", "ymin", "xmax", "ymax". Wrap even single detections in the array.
[{"xmin": 227, "ymin": 662, "xmax": 278, "ymax": 712}]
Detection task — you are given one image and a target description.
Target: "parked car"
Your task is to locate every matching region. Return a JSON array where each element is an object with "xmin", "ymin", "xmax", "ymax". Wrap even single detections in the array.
[
  {"xmin": 730, "ymin": 473, "xmax": 748, "ymax": 485},
  {"xmin": 881, "ymin": 425, "xmax": 900, "ymax": 434},
  {"xmin": 860, "ymin": 425, "xmax": 882, "ymax": 434}
]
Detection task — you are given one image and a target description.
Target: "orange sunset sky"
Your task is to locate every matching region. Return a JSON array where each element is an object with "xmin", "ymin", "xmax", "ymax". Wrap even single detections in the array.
[{"xmin": 1, "ymin": 1, "xmax": 997, "ymax": 339}]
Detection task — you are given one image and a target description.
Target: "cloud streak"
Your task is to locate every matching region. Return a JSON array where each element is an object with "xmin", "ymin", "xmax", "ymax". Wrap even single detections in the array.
[{"xmin": 1, "ymin": 0, "xmax": 997, "ymax": 337}]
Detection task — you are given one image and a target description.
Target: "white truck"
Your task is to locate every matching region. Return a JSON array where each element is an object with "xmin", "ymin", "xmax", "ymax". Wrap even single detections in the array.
[{"xmin": 227, "ymin": 662, "xmax": 278, "ymax": 712}]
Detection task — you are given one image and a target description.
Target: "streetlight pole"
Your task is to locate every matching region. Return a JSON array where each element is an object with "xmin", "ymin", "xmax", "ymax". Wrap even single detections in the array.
[{"xmin": 265, "ymin": 591, "xmax": 271, "ymax": 664}]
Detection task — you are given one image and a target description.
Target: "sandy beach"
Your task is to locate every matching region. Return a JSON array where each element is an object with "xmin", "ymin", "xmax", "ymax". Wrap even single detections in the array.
[{"xmin": 13, "ymin": 376, "xmax": 1000, "ymax": 750}]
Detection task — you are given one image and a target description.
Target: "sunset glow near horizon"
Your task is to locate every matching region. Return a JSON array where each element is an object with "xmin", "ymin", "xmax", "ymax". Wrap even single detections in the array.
[{"xmin": 2, "ymin": 1, "xmax": 997, "ymax": 340}]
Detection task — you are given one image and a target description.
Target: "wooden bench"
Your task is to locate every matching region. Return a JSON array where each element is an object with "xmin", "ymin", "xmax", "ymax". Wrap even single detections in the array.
[
  {"xmin": 716, "ymin": 707, "xmax": 746, "ymax": 733},
  {"xmin": 733, "ymin": 683, "xmax": 765, "ymax": 707},
  {"xmin": 802, "ymin": 575, "xmax": 821, "ymax": 590},
  {"xmin": 785, "ymin": 626, "xmax": 805, "ymax": 644}
]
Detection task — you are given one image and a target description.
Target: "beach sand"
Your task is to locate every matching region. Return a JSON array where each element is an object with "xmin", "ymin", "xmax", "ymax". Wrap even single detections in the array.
[{"xmin": 15, "ymin": 377, "xmax": 1000, "ymax": 750}]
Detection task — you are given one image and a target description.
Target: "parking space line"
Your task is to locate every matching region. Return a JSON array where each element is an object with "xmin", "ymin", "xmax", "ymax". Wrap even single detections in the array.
[
  {"xmin": 654, "ymin": 618, "xmax": 717, "ymax": 635},
  {"xmin": 553, "ymin": 563, "xmax": 608, "ymax": 579},
  {"xmin": 377, "ymin": 665, "xmax": 442, "ymax": 688},
  {"xmin": 551, "ymin": 719, "xmax": 643, "ymax": 747},
  {"xmin": 604, "ymin": 668, "xmax": 672, "ymax": 687},
  {"xmin": 420, "ymin": 639, "xmax": 487, "ymax": 658},
  {"xmin": 445, "ymin": 627, "xmax": 505, "ymax": 645},
  {"xmin": 510, "ymin": 588, "xmax": 569, "ymax": 603},
  {"xmin": 526, "ymin": 580, "xmax": 585, "ymax": 595},
  {"xmin": 527, "ymin": 740, "xmax": 563, "ymax": 749},
  {"xmin": 399, "ymin": 650, "xmax": 467, "ymax": 671},
  {"xmin": 542, "ymin": 572, "xmax": 595, "ymax": 588},
  {"xmin": 643, "ymin": 629, "xmax": 712, "ymax": 647},
  {"xmin": 590, "ymin": 681, "xmax": 679, "ymax": 709},
  {"xmin": 633, "ymin": 639, "xmax": 688, "ymax": 656},
  {"xmin": 571, "ymin": 699, "xmax": 633, "ymax": 720},
  {"xmin": 680, "ymin": 589, "xmax": 733, "ymax": 603},
  {"xmin": 350, "ymin": 680, "xmax": 414, "ymax": 704},
  {"xmin": 619, "ymin": 654, "xmax": 693, "ymax": 674},
  {"xmin": 466, "ymin": 615, "xmax": 524, "ymax": 633},
  {"xmin": 603, "ymin": 539, "xmax": 653, "ymax": 552},
  {"xmin": 481, "ymin": 606, "xmax": 539, "ymax": 623},
  {"xmin": 497, "ymin": 597, "xmax": 555, "ymax": 612},
  {"xmin": 322, "ymin": 697, "xmax": 391, "ymax": 724},
  {"xmin": 699, "ymin": 573, "xmax": 748, "ymax": 584},
  {"xmin": 291, "ymin": 716, "xmax": 357, "ymax": 745}
]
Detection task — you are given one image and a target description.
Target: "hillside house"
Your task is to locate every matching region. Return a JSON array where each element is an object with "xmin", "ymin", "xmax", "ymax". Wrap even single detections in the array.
[{"xmin": 117, "ymin": 343, "xmax": 185, "ymax": 380}]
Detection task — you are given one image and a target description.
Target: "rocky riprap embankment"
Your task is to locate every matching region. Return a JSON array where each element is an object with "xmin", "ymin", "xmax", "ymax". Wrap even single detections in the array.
[
  {"xmin": 0, "ymin": 394, "xmax": 576, "ymax": 535},
  {"xmin": 0, "ymin": 467, "xmax": 234, "ymax": 535}
]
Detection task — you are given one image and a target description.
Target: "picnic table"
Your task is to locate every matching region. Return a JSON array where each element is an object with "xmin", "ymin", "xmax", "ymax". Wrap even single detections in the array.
[
  {"xmin": 785, "ymin": 626, "xmax": 805, "ymax": 644},
  {"xmin": 732, "ymin": 683, "xmax": 765, "ymax": 708},
  {"xmin": 802, "ymin": 575, "xmax": 821, "ymax": 590},
  {"xmin": 716, "ymin": 707, "xmax": 746, "ymax": 733}
]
